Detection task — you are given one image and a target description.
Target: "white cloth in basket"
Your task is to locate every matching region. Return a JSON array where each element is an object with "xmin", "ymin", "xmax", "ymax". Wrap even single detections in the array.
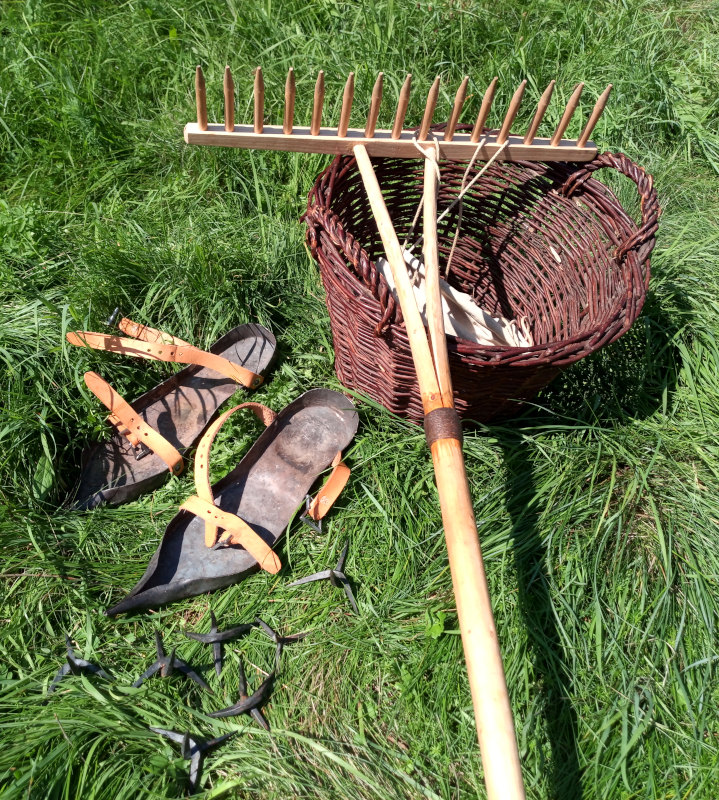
[{"xmin": 376, "ymin": 249, "xmax": 533, "ymax": 348}]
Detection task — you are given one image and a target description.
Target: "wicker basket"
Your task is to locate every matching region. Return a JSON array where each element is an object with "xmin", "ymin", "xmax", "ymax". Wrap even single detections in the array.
[{"xmin": 304, "ymin": 150, "xmax": 659, "ymax": 423}]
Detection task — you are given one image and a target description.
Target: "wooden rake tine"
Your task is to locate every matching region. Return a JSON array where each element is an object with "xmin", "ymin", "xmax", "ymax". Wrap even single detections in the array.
[
  {"xmin": 444, "ymin": 76, "xmax": 469, "ymax": 142},
  {"xmin": 338, "ymin": 72, "xmax": 354, "ymax": 138},
  {"xmin": 223, "ymin": 66, "xmax": 234, "ymax": 132},
  {"xmin": 311, "ymin": 70, "xmax": 325, "ymax": 136},
  {"xmin": 471, "ymin": 76, "xmax": 498, "ymax": 143},
  {"xmin": 284, "ymin": 68, "xmax": 296, "ymax": 135},
  {"xmin": 524, "ymin": 80, "xmax": 556, "ymax": 144},
  {"xmin": 551, "ymin": 82, "xmax": 584, "ymax": 146},
  {"xmin": 391, "ymin": 73, "xmax": 412, "ymax": 140},
  {"xmin": 253, "ymin": 66, "xmax": 264, "ymax": 133},
  {"xmin": 578, "ymin": 84, "xmax": 612, "ymax": 147},
  {"xmin": 195, "ymin": 66, "xmax": 208, "ymax": 131}
]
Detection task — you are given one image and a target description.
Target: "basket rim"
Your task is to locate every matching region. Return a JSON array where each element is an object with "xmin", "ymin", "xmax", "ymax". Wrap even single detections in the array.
[{"xmin": 304, "ymin": 150, "xmax": 658, "ymax": 367}]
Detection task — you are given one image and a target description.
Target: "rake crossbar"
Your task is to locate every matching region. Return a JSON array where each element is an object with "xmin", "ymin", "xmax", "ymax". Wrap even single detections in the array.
[
  {"xmin": 184, "ymin": 122, "xmax": 597, "ymax": 161},
  {"xmin": 186, "ymin": 66, "xmax": 611, "ymax": 163}
]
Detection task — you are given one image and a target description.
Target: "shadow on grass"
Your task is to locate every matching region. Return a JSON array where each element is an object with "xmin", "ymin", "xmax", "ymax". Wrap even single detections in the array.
[
  {"xmin": 481, "ymin": 290, "xmax": 686, "ymax": 797},
  {"xmin": 494, "ymin": 430, "xmax": 583, "ymax": 800},
  {"xmin": 535, "ymin": 290, "xmax": 684, "ymax": 424}
]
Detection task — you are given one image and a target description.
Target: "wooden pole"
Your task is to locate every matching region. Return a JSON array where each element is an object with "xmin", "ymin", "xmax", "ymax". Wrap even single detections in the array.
[
  {"xmin": 429, "ymin": 436, "xmax": 525, "ymax": 800},
  {"xmin": 353, "ymin": 143, "xmax": 525, "ymax": 800},
  {"xmin": 352, "ymin": 145, "xmax": 442, "ymax": 411},
  {"xmin": 422, "ymin": 149, "xmax": 453, "ymax": 405}
]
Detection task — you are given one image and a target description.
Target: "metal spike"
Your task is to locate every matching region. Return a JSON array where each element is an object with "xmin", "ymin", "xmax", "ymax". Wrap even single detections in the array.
[
  {"xmin": 132, "ymin": 631, "xmax": 211, "ymax": 692},
  {"xmin": 105, "ymin": 307, "xmax": 120, "ymax": 328},
  {"xmin": 209, "ymin": 668, "xmax": 275, "ymax": 721},
  {"xmin": 335, "ymin": 541, "xmax": 349, "ymax": 574},
  {"xmin": 286, "ymin": 541, "xmax": 358, "ymax": 613},
  {"xmin": 150, "ymin": 727, "xmax": 235, "ymax": 793},
  {"xmin": 47, "ymin": 635, "xmax": 113, "ymax": 695},
  {"xmin": 184, "ymin": 610, "xmax": 254, "ymax": 676}
]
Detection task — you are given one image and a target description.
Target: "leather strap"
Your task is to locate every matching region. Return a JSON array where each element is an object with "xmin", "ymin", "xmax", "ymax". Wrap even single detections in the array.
[
  {"xmin": 181, "ymin": 399, "xmax": 349, "ymax": 572},
  {"xmin": 66, "ymin": 325, "xmax": 263, "ymax": 389},
  {"xmin": 179, "ymin": 401, "xmax": 281, "ymax": 575},
  {"xmin": 83, "ymin": 371, "xmax": 184, "ymax": 475},
  {"xmin": 180, "ymin": 495, "xmax": 281, "ymax": 574},
  {"xmin": 193, "ymin": 402, "xmax": 277, "ymax": 547},
  {"xmin": 117, "ymin": 317, "xmax": 192, "ymax": 347},
  {"xmin": 305, "ymin": 451, "xmax": 351, "ymax": 521},
  {"xmin": 423, "ymin": 407, "xmax": 463, "ymax": 447}
]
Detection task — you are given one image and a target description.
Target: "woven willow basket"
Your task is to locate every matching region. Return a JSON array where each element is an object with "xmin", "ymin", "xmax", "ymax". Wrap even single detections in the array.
[{"xmin": 304, "ymin": 150, "xmax": 659, "ymax": 423}]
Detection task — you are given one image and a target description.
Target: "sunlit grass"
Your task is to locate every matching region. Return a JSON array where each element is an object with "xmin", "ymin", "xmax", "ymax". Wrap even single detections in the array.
[{"xmin": 1, "ymin": 1, "xmax": 719, "ymax": 798}]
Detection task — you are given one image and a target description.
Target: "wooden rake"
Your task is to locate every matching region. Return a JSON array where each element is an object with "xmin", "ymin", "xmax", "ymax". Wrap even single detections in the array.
[
  {"xmin": 185, "ymin": 68, "xmax": 613, "ymax": 800},
  {"xmin": 186, "ymin": 66, "xmax": 611, "ymax": 162}
]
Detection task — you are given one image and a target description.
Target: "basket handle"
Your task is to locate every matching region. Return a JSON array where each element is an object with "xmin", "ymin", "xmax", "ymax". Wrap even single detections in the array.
[
  {"xmin": 304, "ymin": 159, "xmax": 404, "ymax": 333},
  {"xmin": 560, "ymin": 151, "xmax": 660, "ymax": 264}
]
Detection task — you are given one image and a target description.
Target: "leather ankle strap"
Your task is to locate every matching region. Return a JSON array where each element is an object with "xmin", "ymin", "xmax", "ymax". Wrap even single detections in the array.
[
  {"xmin": 305, "ymin": 451, "xmax": 351, "ymax": 521},
  {"xmin": 83, "ymin": 371, "xmax": 184, "ymax": 475},
  {"xmin": 117, "ymin": 317, "xmax": 192, "ymax": 347},
  {"xmin": 67, "ymin": 318, "xmax": 263, "ymax": 389},
  {"xmin": 179, "ymin": 402, "xmax": 282, "ymax": 574}
]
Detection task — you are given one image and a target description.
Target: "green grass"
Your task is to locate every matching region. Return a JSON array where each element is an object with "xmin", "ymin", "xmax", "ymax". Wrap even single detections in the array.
[{"xmin": 1, "ymin": 0, "xmax": 719, "ymax": 797}]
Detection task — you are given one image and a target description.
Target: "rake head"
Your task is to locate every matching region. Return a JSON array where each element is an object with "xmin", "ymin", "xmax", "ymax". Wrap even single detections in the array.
[{"xmin": 184, "ymin": 67, "xmax": 611, "ymax": 162}]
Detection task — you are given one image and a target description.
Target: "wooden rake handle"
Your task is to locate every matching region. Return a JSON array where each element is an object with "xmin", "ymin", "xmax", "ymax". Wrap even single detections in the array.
[{"xmin": 353, "ymin": 144, "xmax": 525, "ymax": 800}]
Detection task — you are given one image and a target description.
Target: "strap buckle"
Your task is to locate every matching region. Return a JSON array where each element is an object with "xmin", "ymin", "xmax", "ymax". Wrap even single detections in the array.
[
  {"xmin": 300, "ymin": 495, "xmax": 322, "ymax": 534},
  {"xmin": 113, "ymin": 421, "xmax": 153, "ymax": 461},
  {"xmin": 132, "ymin": 441, "xmax": 152, "ymax": 461},
  {"xmin": 106, "ymin": 306, "xmax": 121, "ymax": 328}
]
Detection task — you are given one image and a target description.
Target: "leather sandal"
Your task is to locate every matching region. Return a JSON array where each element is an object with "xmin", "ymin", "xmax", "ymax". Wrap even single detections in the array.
[
  {"xmin": 67, "ymin": 317, "xmax": 276, "ymax": 509},
  {"xmin": 105, "ymin": 388, "xmax": 358, "ymax": 614}
]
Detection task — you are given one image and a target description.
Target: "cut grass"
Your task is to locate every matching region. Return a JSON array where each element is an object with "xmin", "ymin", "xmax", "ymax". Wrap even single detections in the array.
[{"xmin": 2, "ymin": 0, "xmax": 719, "ymax": 798}]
